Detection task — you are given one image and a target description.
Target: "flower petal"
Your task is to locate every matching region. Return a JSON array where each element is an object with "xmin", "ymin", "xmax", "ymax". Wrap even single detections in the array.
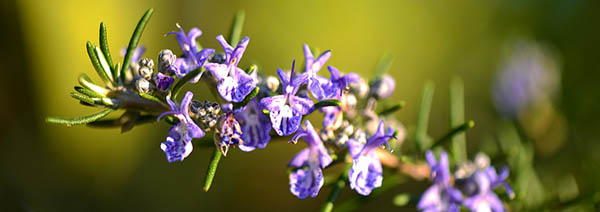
[
  {"xmin": 289, "ymin": 167, "xmax": 324, "ymax": 199},
  {"xmin": 289, "ymin": 148, "xmax": 310, "ymax": 167},
  {"xmin": 290, "ymin": 96, "xmax": 314, "ymax": 115},
  {"xmin": 205, "ymin": 63, "xmax": 229, "ymax": 81},
  {"xmin": 349, "ymin": 153, "xmax": 382, "ymax": 196}
]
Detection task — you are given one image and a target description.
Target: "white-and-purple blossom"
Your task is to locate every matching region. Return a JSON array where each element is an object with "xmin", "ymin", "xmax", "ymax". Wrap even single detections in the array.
[
  {"xmin": 168, "ymin": 24, "xmax": 215, "ymax": 83},
  {"xmin": 216, "ymin": 111, "xmax": 243, "ymax": 156},
  {"xmin": 288, "ymin": 120, "xmax": 333, "ymax": 199},
  {"xmin": 205, "ymin": 35, "xmax": 257, "ymax": 102},
  {"xmin": 235, "ymin": 100, "xmax": 272, "ymax": 152},
  {"xmin": 260, "ymin": 65, "xmax": 313, "ymax": 136},
  {"xmin": 318, "ymin": 66, "xmax": 360, "ymax": 129},
  {"xmin": 417, "ymin": 151, "xmax": 463, "ymax": 212},
  {"xmin": 303, "ymin": 44, "xmax": 332, "ymax": 99},
  {"xmin": 158, "ymin": 91, "xmax": 205, "ymax": 162},
  {"xmin": 462, "ymin": 167, "xmax": 513, "ymax": 212},
  {"xmin": 347, "ymin": 121, "xmax": 395, "ymax": 196}
]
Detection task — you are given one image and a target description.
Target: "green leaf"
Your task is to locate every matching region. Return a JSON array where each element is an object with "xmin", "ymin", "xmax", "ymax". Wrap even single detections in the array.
[
  {"xmin": 70, "ymin": 91, "xmax": 96, "ymax": 105},
  {"xmin": 450, "ymin": 76, "xmax": 467, "ymax": 163},
  {"xmin": 233, "ymin": 87, "xmax": 260, "ymax": 109},
  {"xmin": 374, "ymin": 53, "xmax": 393, "ymax": 77},
  {"xmin": 377, "ymin": 101, "xmax": 406, "ymax": 117},
  {"xmin": 203, "ymin": 148, "xmax": 223, "ymax": 192},
  {"xmin": 99, "ymin": 22, "xmax": 115, "ymax": 77},
  {"xmin": 415, "ymin": 81, "xmax": 435, "ymax": 151},
  {"xmin": 246, "ymin": 64, "xmax": 258, "ymax": 75},
  {"xmin": 171, "ymin": 67, "xmax": 204, "ymax": 99},
  {"xmin": 94, "ymin": 46, "xmax": 114, "ymax": 82},
  {"xmin": 120, "ymin": 8, "xmax": 154, "ymax": 83},
  {"xmin": 139, "ymin": 92, "xmax": 165, "ymax": 105},
  {"xmin": 87, "ymin": 114, "xmax": 156, "ymax": 128},
  {"xmin": 74, "ymin": 86, "xmax": 103, "ymax": 98},
  {"xmin": 228, "ymin": 10, "xmax": 245, "ymax": 44},
  {"xmin": 314, "ymin": 99, "xmax": 341, "ymax": 110},
  {"xmin": 78, "ymin": 74, "xmax": 109, "ymax": 96},
  {"xmin": 46, "ymin": 108, "xmax": 114, "ymax": 126},
  {"xmin": 431, "ymin": 120, "xmax": 475, "ymax": 149},
  {"xmin": 86, "ymin": 41, "xmax": 112, "ymax": 85}
]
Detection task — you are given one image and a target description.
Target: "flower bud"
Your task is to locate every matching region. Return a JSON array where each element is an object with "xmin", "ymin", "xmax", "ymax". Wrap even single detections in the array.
[
  {"xmin": 369, "ymin": 74, "xmax": 395, "ymax": 99},
  {"xmin": 138, "ymin": 66, "xmax": 153, "ymax": 80},
  {"xmin": 190, "ymin": 100, "xmax": 222, "ymax": 131},
  {"xmin": 135, "ymin": 78, "xmax": 152, "ymax": 93},
  {"xmin": 210, "ymin": 53, "xmax": 227, "ymax": 64},
  {"xmin": 266, "ymin": 76, "xmax": 280, "ymax": 92},
  {"xmin": 139, "ymin": 58, "xmax": 154, "ymax": 69},
  {"xmin": 158, "ymin": 49, "xmax": 176, "ymax": 65},
  {"xmin": 154, "ymin": 72, "xmax": 174, "ymax": 91}
]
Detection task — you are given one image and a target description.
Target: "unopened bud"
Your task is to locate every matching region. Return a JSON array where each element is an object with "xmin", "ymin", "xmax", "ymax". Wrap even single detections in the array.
[
  {"xmin": 139, "ymin": 58, "xmax": 154, "ymax": 69},
  {"xmin": 136, "ymin": 78, "xmax": 152, "ymax": 93},
  {"xmin": 369, "ymin": 74, "xmax": 395, "ymax": 99},
  {"xmin": 210, "ymin": 53, "xmax": 227, "ymax": 64},
  {"xmin": 158, "ymin": 49, "xmax": 176, "ymax": 65},
  {"xmin": 266, "ymin": 76, "xmax": 280, "ymax": 92},
  {"xmin": 138, "ymin": 66, "xmax": 153, "ymax": 80}
]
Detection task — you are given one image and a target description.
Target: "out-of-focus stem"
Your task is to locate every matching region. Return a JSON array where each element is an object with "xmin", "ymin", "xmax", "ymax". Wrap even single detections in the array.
[
  {"xmin": 376, "ymin": 149, "xmax": 430, "ymax": 180},
  {"xmin": 321, "ymin": 163, "xmax": 351, "ymax": 212}
]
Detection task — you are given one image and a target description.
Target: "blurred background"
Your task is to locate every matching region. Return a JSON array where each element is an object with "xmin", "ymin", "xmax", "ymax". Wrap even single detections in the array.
[{"xmin": 1, "ymin": 0, "xmax": 599, "ymax": 211}]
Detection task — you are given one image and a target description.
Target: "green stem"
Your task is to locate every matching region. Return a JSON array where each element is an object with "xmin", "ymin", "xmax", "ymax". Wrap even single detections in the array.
[
  {"xmin": 431, "ymin": 120, "xmax": 475, "ymax": 149},
  {"xmin": 321, "ymin": 163, "xmax": 351, "ymax": 212},
  {"xmin": 415, "ymin": 81, "xmax": 434, "ymax": 151},
  {"xmin": 450, "ymin": 76, "xmax": 467, "ymax": 163},
  {"xmin": 228, "ymin": 11, "xmax": 245, "ymax": 44},
  {"xmin": 203, "ymin": 148, "xmax": 223, "ymax": 192}
]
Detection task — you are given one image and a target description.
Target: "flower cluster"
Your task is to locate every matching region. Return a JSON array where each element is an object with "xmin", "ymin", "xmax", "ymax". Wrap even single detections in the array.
[
  {"xmin": 159, "ymin": 26, "xmax": 401, "ymax": 196},
  {"xmin": 418, "ymin": 151, "xmax": 514, "ymax": 212},
  {"xmin": 48, "ymin": 9, "xmax": 515, "ymax": 211}
]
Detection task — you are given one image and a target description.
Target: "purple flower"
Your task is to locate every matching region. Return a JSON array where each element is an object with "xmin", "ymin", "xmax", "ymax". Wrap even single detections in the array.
[
  {"xmin": 158, "ymin": 91, "xmax": 205, "ymax": 162},
  {"xmin": 216, "ymin": 112, "xmax": 243, "ymax": 156},
  {"xmin": 318, "ymin": 66, "xmax": 360, "ymax": 100},
  {"xmin": 260, "ymin": 64, "xmax": 313, "ymax": 136},
  {"xmin": 205, "ymin": 35, "xmax": 257, "ymax": 102},
  {"xmin": 235, "ymin": 100, "xmax": 272, "ymax": 152},
  {"xmin": 461, "ymin": 167, "xmax": 513, "ymax": 212},
  {"xmin": 168, "ymin": 24, "xmax": 215, "ymax": 83},
  {"xmin": 154, "ymin": 72, "xmax": 174, "ymax": 91},
  {"xmin": 418, "ymin": 151, "xmax": 463, "ymax": 212},
  {"xmin": 160, "ymin": 125, "xmax": 194, "ymax": 162},
  {"xmin": 347, "ymin": 121, "xmax": 395, "ymax": 196},
  {"xmin": 288, "ymin": 120, "xmax": 333, "ymax": 199},
  {"xmin": 303, "ymin": 44, "xmax": 331, "ymax": 99},
  {"xmin": 492, "ymin": 41, "xmax": 559, "ymax": 118},
  {"xmin": 318, "ymin": 66, "xmax": 360, "ymax": 128},
  {"xmin": 462, "ymin": 170, "xmax": 504, "ymax": 212}
]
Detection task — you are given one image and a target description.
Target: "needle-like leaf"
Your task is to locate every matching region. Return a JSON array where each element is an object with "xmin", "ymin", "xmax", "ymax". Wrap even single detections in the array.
[
  {"xmin": 99, "ymin": 22, "xmax": 115, "ymax": 77},
  {"xmin": 228, "ymin": 10, "xmax": 245, "ymax": 44},
  {"xmin": 171, "ymin": 67, "xmax": 204, "ymax": 99},
  {"xmin": 415, "ymin": 81, "xmax": 434, "ymax": 151},
  {"xmin": 120, "ymin": 9, "xmax": 154, "ymax": 83},
  {"xmin": 86, "ymin": 41, "xmax": 112, "ymax": 86},
  {"xmin": 46, "ymin": 109, "xmax": 114, "ymax": 126}
]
